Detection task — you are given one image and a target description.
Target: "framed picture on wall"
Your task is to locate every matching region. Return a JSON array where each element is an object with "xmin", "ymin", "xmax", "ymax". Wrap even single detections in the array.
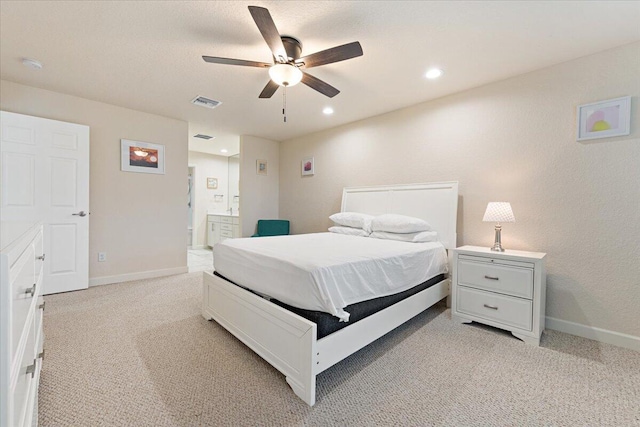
[
  {"xmin": 121, "ymin": 139, "xmax": 165, "ymax": 174},
  {"xmin": 577, "ymin": 96, "xmax": 631, "ymax": 141},
  {"xmin": 301, "ymin": 157, "xmax": 314, "ymax": 176},
  {"xmin": 257, "ymin": 159, "xmax": 268, "ymax": 175},
  {"xmin": 207, "ymin": 177, "xmax": 218, "ymax": 189}
]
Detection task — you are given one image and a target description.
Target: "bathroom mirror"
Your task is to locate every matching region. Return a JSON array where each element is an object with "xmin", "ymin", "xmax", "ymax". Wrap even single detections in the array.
[{"xmin": 228, "ymin": 154, "xmax": 239, "ymax": 214}]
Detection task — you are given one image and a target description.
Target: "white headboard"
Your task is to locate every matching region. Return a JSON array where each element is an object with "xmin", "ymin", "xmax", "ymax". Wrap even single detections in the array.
[{"xmin": 341, "ymin": 182, "xmax": 459, "ymax": 249}]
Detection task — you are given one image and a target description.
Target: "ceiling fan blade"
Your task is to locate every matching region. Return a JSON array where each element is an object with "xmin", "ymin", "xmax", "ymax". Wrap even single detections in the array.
[
  {"xmin": 202, "ymin": 56, "xmax": 271, "ymax": 68},
  {"xmin": 259, "ymin": 80, "xmax": 280, "ymax": 98},
  {"xmin": 301, "ymin": 72, "xmax": 340, "ymax": 98},
  {"xmin": 248, "ymin": 6, "xmax": 287, "ymax": 62},
  {"xmin": 297, "ymin": 42, "xmax": 363, "ymax": 69}
]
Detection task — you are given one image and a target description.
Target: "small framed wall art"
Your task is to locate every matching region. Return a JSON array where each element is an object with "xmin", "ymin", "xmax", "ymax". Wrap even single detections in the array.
[
  {"xmin": 257, "ymin": 159, "xmax": 268, "ymax": 175},
  {"xmin": 301, "ymin": 157, "xmax": 314, "ymax": 176},
  {"xmin": 207, "ymin": 177, "xmax": 218, "ymax": 189},
  {"xmin": 577, "ymin": 96, "xmax": 631, "ymax": 141},
  {"xmin": 121, "ymin": 139, "xmax": 165, "ymax": 174}
]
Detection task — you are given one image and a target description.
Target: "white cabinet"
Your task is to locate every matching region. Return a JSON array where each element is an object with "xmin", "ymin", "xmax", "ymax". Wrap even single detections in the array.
[
  {"xmin": 1, "ymin": 222, "xmax": 45, "ymax": 427},
  {"xmin": 207, "ymin": 217, "xmax": 221, "ymax": 248},
  {"xmin": 207, "ymin": 215, "xmax": 240, "ymax": 247},
  {"xmin": 452, "ymin": 245, "xmax": 546, "ymax": 346}
]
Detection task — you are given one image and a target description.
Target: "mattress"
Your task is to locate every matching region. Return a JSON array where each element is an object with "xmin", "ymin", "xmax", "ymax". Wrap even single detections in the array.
[
  {"xmin": 215, "ymin": 271, "xmax": 445, "ymax": 339},
  {"xmin": 213, "ymin": 232, "xmax": 448, "ymax": 321}
]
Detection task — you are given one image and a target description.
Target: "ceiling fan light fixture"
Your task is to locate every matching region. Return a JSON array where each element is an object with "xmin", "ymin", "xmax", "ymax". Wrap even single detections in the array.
[{"xmin": 269, "ymin": 63, "xmax": 303, "ymax": 87}]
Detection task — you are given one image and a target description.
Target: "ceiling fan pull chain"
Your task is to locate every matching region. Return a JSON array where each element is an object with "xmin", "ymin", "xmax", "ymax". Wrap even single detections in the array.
[{"xmin": 283, "ymin": 85, "xmax": 287, "ymax": 123}]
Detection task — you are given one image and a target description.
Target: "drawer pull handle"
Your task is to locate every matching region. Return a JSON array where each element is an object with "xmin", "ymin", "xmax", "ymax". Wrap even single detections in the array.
[
  {"xmin": 26, "ymin": 359, "xmax": 37, "ymax": 378},
  {"xmin": 39, "ymin": 301, "xmax": 46, "ymax": 310},
  {"xmin": 483, "ymin": 304, "xmax": 499, "ymax": 310},
  {"xmin": 36, "ymin": 254, "xmax": 46, "ymax": 261},
  {"xmin": 25, "ymin": 284, "xmax": 36, "ymax": 297},
  {"xmin": 484, "ymin": 275, "xmax": 499, "ymax": 280}
]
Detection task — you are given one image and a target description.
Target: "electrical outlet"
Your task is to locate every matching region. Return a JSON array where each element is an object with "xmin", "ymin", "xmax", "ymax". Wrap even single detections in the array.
[{"xmin": 98, "ymin": 252, "xmax": 107, "ymax": 262}]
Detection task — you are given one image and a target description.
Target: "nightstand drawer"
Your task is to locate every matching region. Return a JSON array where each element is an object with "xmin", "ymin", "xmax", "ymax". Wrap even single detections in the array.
[
  {"xmin": 458, "ymin": 259, "xmax": 533, "ymax": 299},
  {"xmin": 457, "ymin": 286, "xmax": 533, "ymax": 331}
]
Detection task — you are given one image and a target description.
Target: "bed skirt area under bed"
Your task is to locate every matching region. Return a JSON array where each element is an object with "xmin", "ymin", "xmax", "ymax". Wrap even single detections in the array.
[{"xmin": 213, "ymin": 271, "xmax": 446, "ymax": 339}]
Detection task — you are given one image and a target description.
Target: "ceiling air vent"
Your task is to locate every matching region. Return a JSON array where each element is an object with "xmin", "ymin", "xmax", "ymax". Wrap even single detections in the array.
[
  {"xmin": 191, "ymin": 96, "xmax": 222, "ymax": 109},
  {"xmin": 193, "ymin": 134, "xmax": 214, "ymax": 140}
]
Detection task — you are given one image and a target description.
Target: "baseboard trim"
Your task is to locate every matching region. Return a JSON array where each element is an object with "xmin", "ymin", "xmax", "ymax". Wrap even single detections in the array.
[
  {"xmin": 89, "ymin": 266, "xmax": 189, "ymax": 287},
  {"xmin": 546, "ymin": 316, "xmax": 640, "ymax": 352}
]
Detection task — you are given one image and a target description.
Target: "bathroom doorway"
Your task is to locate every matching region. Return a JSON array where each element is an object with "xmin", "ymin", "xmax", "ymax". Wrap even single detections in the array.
[{"xmin": 187, "ymin": 163, "xmax": 214, "ymax": 272}]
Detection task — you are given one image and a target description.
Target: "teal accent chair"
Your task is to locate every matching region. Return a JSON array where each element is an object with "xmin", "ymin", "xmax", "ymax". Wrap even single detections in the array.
[{"xmin": 251, "ymin": 220, "xmax": 290, "ymax": 237}]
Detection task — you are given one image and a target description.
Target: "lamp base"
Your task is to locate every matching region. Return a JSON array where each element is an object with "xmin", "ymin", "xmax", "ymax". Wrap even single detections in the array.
[{"xmin": 491, "ymin": 224, "xmax": 505, "ymax": 252}]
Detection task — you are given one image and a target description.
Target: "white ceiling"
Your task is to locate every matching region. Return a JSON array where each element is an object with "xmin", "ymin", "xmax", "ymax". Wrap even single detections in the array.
[{"xmin": 1, "ymin": 1, "xmax": 639, "ymax": 153}]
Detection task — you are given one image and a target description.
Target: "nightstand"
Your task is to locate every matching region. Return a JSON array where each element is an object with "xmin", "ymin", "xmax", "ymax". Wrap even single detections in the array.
[{"xmin": 452, "ymin": 245, "xmax": 546, "ymax": 346}]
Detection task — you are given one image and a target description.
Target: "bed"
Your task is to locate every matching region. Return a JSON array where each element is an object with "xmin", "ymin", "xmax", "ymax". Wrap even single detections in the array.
[{"xmin": 202, "ymin": 181, "xmax": 459, "ymax": 406}]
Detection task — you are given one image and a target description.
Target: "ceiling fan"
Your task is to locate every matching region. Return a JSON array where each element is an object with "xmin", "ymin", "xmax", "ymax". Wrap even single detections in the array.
[{"xmin": 202, "ymin": 6, "xmax": 363, "ymax": 99}]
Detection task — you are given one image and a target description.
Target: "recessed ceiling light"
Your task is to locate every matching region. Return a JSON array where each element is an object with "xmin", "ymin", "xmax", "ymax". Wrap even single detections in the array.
[
  {"xmin": 323, "ymin": 107, "xmax": 334, "ymax": 115},
  {"xmin": 22, "ymin": 58, "xmax": 43, "ymax": 70},
  {"xmin": 425, "ymin": 68, "xmax": 443, "ymax": 79},
  {"xmin": 220, "ymin": 149, "xmax": 228, "ymax": 153}
]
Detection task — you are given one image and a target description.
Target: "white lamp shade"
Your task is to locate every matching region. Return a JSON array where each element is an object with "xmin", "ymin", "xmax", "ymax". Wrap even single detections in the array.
[
  {"xmin": 269, "ymin": 64, "xmax": 303, "ymax": 87},
  {"xmin": 483, "ymin": 202, "xmax": 515, "ymax": 223}
]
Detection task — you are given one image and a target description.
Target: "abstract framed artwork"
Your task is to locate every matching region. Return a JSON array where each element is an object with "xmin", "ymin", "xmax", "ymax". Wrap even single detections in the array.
[
  {"xmin": 301, "ymin": 157, "xmax": 314, "ymax": 176},
  {"xmin": 207, "ymin": 177, "xmax": 218, "ymax": 189},
  {"xmin": 577, "ymin": 96, "xmax": 631, "ymax": 141},
  {"xmin": 121, "ymin": 139, "xmax": 165, "ymax": 174},
  {"xmin": 257, "ymin": 159, "xmax": 268, "ymax": 175}
]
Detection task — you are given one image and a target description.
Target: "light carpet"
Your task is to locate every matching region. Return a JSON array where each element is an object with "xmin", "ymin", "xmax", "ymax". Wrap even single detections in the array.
[{"xmin": 39, "ymin": 272, "xmax": 640, "ymax": 426}]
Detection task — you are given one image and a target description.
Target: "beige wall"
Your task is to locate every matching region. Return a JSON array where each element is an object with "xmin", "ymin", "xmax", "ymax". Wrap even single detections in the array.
[
  {"xmin": 279, "ymin": 42, "xmax": 640, "ymax": 338},
  {"xmin": 1, "ymin": 80, "xmax": 188, "ymax": 283},
  {"xmin": 240, "ymin": 135, "xmax": 279, "ymax": 237},
  {"xmin": 188, "ymin": 151, "xmax": 229, "ymax": 247}
]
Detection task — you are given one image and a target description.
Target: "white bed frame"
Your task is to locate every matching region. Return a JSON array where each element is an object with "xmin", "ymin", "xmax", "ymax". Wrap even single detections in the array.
[{"xmin": 202, "ymin": 181, "xmax": 458, "ymax": 406}]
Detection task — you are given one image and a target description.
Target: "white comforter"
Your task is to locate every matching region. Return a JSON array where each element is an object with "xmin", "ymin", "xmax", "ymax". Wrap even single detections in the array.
[{"xmin": 213, "ymin": 232, "xmax": 448, "ymax": 321}]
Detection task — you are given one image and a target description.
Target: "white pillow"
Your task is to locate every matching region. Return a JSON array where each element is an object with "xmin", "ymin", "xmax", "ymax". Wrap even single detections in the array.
[
  {"xmin": 371, "ymin": 214, "xmax": 432, "ymax": 234},
  {"xmin": 370, "ymin": 230, "xmax": 438, "ymax": 243},
  {"xmin": 329, "ymin": 212, "xmax": 374, "ymax": 232},
  {"xmin": 328, "ymin": 226, "xmax": 370, "ymax": 237}
]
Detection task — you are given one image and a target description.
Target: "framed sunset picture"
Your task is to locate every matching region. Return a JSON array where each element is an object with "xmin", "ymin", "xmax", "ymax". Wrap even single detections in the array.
[
  {"xmin": 577, "ymin": 96, "xmax": 631, "ymax": 141},
  {"xmin": 121, "ymin": 139, "xmax": 165, "ymax": 174}
]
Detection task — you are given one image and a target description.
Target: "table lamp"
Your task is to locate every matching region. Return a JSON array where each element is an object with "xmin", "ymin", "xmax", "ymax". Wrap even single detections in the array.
[{"xmin": 483, "ymin": 202, "xmax": 515, "ymax": 252}]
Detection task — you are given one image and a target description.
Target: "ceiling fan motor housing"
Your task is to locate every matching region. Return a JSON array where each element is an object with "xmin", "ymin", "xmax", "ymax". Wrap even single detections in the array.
[{"xmin": 281, "ymin": 36, "xmax": 302, "ymax": 62}]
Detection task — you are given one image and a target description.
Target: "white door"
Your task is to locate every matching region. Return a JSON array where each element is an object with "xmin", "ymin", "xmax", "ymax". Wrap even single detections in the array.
[{"xmin": 1, "ymin": 111, "xmax": 90, "ymax": 294}]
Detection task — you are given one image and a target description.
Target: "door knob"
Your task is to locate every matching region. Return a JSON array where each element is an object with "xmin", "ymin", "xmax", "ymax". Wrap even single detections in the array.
[{"xmin": 72, "ymin": 211, "xmax": 89, "ymax": 217}]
